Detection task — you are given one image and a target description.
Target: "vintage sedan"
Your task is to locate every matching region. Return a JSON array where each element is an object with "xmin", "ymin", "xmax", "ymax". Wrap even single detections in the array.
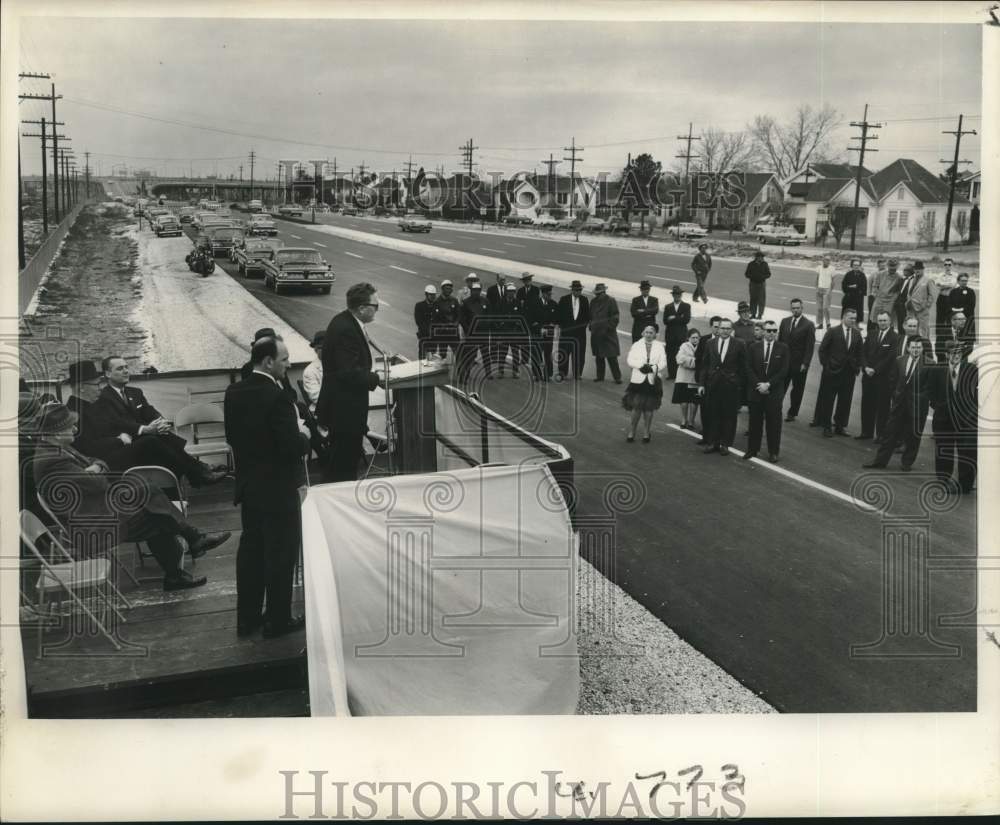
[
  {"xmin": 278, "ymin": 203, "xmax": 305, "ymax": 217},
  {"xmin": 203, "ymin": 225, "xmax": 245, "ymax": 257},
  {"xmin": 667, "ymin": 222, "xmax": 709, "ymax": 240},
  {"xmin": 178, "ymin": 206, "xmax": 197, "ymax": 224},
  {"xmin": 398, "ymin": 216, "xmax": 432, "ymax": 233},
  {"xmin": 261, "ymin": 248, "xmax": 335, "ymax": 294},
  {"xmin": 153, "ymin": 214, "xmax": 183, "ymax": 237},
  {"xmin": 757, "ymin": 224, "xmax": 808, "ymax": 245},
  {"xmin": 246, "ymin": 214, "xmax": 278, "ymax": 236},
  {"xmin": 532, "ymin": 213, "xmax": 558, "ymax": 228},
  {"xmin": 233, "ymin": 238, "xmax": 284, "ymax": 277}
]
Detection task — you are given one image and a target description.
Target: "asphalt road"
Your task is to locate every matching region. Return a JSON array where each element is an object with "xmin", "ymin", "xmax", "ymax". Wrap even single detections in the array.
[{"xmin": 186, "ymin": 215, "xmax": 976, "ymax": 713}]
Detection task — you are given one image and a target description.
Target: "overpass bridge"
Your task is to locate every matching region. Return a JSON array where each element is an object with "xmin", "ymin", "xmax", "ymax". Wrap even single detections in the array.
[{"xmin": 97, "ymin": 176, "xmax": 298, "ymax": 204}]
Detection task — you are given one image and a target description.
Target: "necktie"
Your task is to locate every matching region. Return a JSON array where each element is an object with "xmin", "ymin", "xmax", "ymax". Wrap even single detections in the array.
[
  {"xmin": 791, "ymin": 317, "xmax": 798, "ymax": 331},
  {"xmin": 878, "ymin": 330, "xmax": 885, "ymax": 345},
  {"xmin": 764, "ymin": 343, "xmax": 771, "ymax": 369},
  {"xmin": 719, "ymin": 340, "xmax": 727, "ymax": 363},
  {"xmin": 900, "ymin": 337, "xmax": 907, "ymax": 357},
  {"xmin": 845, "ymin": 329, "xmax": 851, "ymax": 350},
  {"xmin": 905, "ymin": 359, "xmax": 914, "ymax": 383},
  {"xmin": 952, "ymin": 364, "xmax": 959, "ymax": 389}
]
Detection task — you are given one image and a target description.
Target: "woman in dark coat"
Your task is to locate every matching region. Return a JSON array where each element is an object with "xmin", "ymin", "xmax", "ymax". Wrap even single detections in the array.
[{"xmin": 589, "ymin": 283, "xmax": 622, "ymax": 382}]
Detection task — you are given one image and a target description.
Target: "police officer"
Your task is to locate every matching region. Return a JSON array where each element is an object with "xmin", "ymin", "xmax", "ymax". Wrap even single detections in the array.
[
  {"xmin": 434, "ymin": 279, "xmax": 462, "ymax": 361},
  {"xmin": 414, "ymin": 284, "xmax": 439, "ymax": 359},
  {"xmin": 457, "ymin": 281, "xmax": 489, "ymax": 382},
  {"xmin": 536, "ymin": 284, "xmax": 560, "ymax": 381}
]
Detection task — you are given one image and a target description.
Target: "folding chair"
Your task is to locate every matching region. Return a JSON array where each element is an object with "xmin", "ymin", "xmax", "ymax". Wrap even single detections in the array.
[
  {"xmin": 174, "ymin": 402, "xmax": 234, "ymax": 471},
  {"xmin": 123, "ymin": 465, "xmax": 190, "ymax": 580},
  {"xmin": 186, "ymin": 386, "xmax": 228, "ymax": 406},
  {"xmin": 20, "ymin": 510, "xmax": 129, "ymax": 656}
]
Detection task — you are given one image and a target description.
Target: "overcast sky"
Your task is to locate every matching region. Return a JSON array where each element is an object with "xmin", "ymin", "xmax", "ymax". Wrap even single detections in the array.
[{"xmin": 17, "ymin": 17, "xmax": 982, "ymax": 180}]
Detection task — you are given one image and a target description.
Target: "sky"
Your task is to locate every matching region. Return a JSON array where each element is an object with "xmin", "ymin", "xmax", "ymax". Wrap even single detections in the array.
[{"xmin": 16, "ymin": 16, "xmax": 983, "ymax": 181}]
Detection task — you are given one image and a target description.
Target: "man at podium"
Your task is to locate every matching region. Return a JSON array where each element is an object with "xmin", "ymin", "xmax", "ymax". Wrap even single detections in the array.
[{"xmin": 316, "ymin": 283, "xmax": 384, "ymax": 482}]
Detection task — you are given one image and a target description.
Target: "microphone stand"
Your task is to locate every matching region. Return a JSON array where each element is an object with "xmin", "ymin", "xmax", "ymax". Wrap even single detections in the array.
[{"xmin": 367, "ymin": 335, "xmax": 395, "ymax": 476}]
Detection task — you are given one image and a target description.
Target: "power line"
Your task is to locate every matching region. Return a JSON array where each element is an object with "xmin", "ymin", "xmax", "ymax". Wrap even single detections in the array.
[
  {"xmin": 563, "ymin": 137, "xmax": 583, "ymax": 217},
  {"xmin": 846, "ymin": 103, "xmax": 881, "ymax": 252},
  {"xmin": 940, "ymin": 114, "xmax": 977, "ymax": 252},
  {"xmin": 675, "ymin": 122, "xmax": 700, "ymax": 221}
]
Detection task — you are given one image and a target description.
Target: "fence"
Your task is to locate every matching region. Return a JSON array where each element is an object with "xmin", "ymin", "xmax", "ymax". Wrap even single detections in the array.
[{"xmin": 19, "ymin": 199, "xmax": 95, "ymax": 315}]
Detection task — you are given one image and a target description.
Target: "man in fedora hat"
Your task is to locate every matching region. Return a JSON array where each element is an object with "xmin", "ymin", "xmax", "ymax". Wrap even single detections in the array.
[
  {"xmin": 745, "ymin": 250, "xmax": 771, "ymax": 319},
  {"xmin": 589, "ymin": 283, "xmax": 622, "ymax": 383},
  {"xmin": 904, "ymin": 260, "xmax": 934, "ymax": 341},
  {"xmin": 32, "ymin": 403, "xmax": 230, "ymax": 591},
  {"xmin": 691, "ymin": 243, "xmax": 712, "ymax": 303},
  {"xmin": 72, "ymin": 358, "xmax": 226, "ymax": 486},
  {"xmin": 536, "ymin": 284, "xmax": 560, "ymax": 380},
  {"xmin": 630, "ymin": 280, "xmax": 660, "ymax": 342},
  {"xmin": 557, "ymin": 279, "xmax": 590, "ymax": 380},
  {"xmin": 662, "ymin": 285, "xmax": 691, "ymax": 380}
]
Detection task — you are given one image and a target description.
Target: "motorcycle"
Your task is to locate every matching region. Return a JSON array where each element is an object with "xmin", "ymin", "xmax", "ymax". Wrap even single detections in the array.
[{"xmin": 185, "ymin": 246, "xmax": 216, "ymax": 276}]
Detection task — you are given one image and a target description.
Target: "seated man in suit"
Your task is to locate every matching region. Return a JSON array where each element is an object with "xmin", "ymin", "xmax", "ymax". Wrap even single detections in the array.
[
  {"xmin": 32, "ymin": 403, "xmax": 230, "ymax": 591},
  {"xmin": 81, "ymin": 358, "xmax": 225, "ymax": 486}
]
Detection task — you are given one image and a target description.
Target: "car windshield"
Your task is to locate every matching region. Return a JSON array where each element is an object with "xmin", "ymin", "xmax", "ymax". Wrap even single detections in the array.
[
  {"xmin": 246, "ymin": 242, "xmax": 272, "ymax": 252},
  {"xmin": 276, "ymin": 250, "xmax": 323, "ymax": 265},
  {"xmin": 210, "ymin": 228, "xmax": 241, "ymax": 240}
]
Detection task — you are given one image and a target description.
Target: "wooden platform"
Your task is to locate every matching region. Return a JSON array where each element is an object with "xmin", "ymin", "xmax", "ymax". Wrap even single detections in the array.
[{"xmin": 21, "ymin": 468, "xmax": 318, "ymax": 718}]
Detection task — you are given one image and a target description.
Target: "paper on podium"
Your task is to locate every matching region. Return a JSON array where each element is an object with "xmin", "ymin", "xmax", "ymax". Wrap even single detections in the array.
[{"xmin": 383, "ymin": 358, "xmax": 451, "ymax": 390}]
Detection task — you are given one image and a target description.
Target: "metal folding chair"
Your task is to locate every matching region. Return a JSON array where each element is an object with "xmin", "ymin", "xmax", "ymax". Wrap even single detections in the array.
[
  {"xmin": 123, "ymin": 465, "xmax": 190, "ymax": 579},
  {"xmin": 174, "ymin": 401, "xmax": 234, "ymax": 471}
]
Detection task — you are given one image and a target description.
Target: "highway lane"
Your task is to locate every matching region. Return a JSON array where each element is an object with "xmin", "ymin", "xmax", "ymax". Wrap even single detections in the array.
[
  {"xmin": 196, "ymin": 219, "xmax": 976, "ymax": 712},
  {"xmin": 310, "ymin": 212, "xmax": 846, "ymax": 317}
]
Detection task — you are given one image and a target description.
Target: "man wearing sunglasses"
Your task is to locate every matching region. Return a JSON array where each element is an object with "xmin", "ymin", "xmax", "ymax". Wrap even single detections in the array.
[
  {"xmin": 744, "ymin": 322, "xmax": 789, "ymax": 462},
  {"xmin": 316, "ymin": 282, "xmax": 384, "ymax": 482}
]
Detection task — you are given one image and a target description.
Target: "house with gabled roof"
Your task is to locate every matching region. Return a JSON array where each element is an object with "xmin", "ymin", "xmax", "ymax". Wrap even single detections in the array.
[
  {"xmin": 689, "ymin": 172, "xmax": 784, "ymax": 231},
  {"xmin": 533, "ymin": 173, "xmax": 597, "ymax": 217}
]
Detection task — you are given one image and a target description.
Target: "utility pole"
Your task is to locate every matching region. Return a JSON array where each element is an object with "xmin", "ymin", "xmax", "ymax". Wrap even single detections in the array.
[
  {"xmin": 18, "ymin": 140, "xmax": 25, "ymax": 268},
  {"xmin": 541, "ymin": 153, "xmax": 561, "ymax": 214},
  {"xmin": 21, "ymin": 117, "xmax": 49, "ymax": 233},
  {"xmin": 51, "ymin": 84, "xmax": 62, "ymax": 220},
  {"xmin": 940, "ymin": 115, "xmax": 977, "ymax": 252},
  {"xmin": 563, "ymin": 137, "xmax": 583, "ymax": 217},
  {"xmin": 84, "ymin": 150, "xmax": 91, "ymax": 198},
  {"xmin": 331, "ymin": 157, "xmax": 337, "ymax": 205},
  {"xmin": 248, "ymin": 150, "xmax": 255, "ymax": 201},
  {"xmin": 846, "ymin": 103, "xmax": 881, "ymax": 251},
  {"xmin": 675, "ymin": 122, "xmax": 700, "ymax": 221},
  {"xmin": 459, "ymin": 138, "xmax": 477, "ymax": 180}
]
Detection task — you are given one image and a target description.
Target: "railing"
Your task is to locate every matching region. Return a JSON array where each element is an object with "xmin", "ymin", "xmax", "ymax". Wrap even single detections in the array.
[{"xmin": 19, "ymin": 198, "xmax": 97, "ymax": 316}]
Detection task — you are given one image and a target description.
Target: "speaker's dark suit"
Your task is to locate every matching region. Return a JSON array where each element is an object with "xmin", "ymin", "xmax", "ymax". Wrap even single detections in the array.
[
  {"xmin": 700, "ymin": 337, "xmax": 746, "ymax": 448},
  {"xmin": 870, "ymin": 355, "xmax": 932, "ymax": 468},
  {"xmin": 224, "ymin": 372, "xmax": 310, "ymax": 630},
  {"xmin": 777, "ymin": 314, "xmax": 815, "ymax": 418},
  {"xmin": 813, "ymin": 324, "xmax": 864, "ymax": 431},
  {"xmin": 630, "ymin": 295, "xmax": 660, "ymax": 342},
  {"xmin": 929, "ymin": 360, "xmax": 978, "ymax": 492},
  {"xmin": 557, "ymin": 294, "xmax": 590, "ymax": 378},
  {"xmin": 93, "ymin": 385, "xmax": 206, "ymax": 482},
  {"xmin": 316, "ymin": 310, "xmax": 380, "ymax": 482},
  {"xmin": 661, "ymin": 300, "xmax": 691, "ymax": 379},
  {"xmin": 859, "ymin": 328, "xmax": 899, "ymax": 439},
  {"xmin": 746, "ymin": 340, "xmax": 789, "ymax": 456}
]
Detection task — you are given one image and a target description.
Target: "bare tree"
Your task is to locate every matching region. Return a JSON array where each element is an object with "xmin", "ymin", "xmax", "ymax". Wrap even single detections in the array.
[
  {"xmin": 915, "ymin": 212, "xmax": 937, "ymax": 248},
  {"xmin": 748, "ymin": 104, "xmax": 841, "ymax": 179},
  {"xmin": 953, "ymin": 211, "xmax": 969, "ymax": 244},
  {"xmin": 828, "ymin": 206, "xmax": 853, "ymax": 248},
  {"xmin": 693, "ymin": 127, "xmax": 759, "ymax": 174}
]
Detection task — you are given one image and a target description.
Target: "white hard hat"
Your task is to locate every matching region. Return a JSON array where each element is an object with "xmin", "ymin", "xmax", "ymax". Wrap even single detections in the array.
[
  {"xmin": 424, "ymin": 284, "xmax": 437, "ymax": 294},
  {"xmin": 441, "ymin": 279, "xmax": 453, "ymax": 287}
]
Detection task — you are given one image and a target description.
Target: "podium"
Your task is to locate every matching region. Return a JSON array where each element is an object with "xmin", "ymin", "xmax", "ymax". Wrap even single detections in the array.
[{"xmin": 381, "ymin": 358, "xmax": 452, "ymax": 474}]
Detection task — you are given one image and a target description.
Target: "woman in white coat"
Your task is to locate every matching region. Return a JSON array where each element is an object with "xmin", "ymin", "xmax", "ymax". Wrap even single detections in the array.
[{"xmin": 622, "ymin": 324, "xmax": 668, "ymax": 442}]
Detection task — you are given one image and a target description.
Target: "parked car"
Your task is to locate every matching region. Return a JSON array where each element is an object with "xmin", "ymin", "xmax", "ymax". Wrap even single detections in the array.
[
  {"xmin": 278, "ymin": 203, "xmax": 305, "ymax": 217},
  {"xmin": 504, "ymin": 214, "xmax": 533, "ymax": 226},
  {"xmin": 554, "ymin": 216, "xmax": 577, "ymax": 231},
  {"xmin": 398, "ymin": 216, "xmax": 432, "ymax": 233},
  {"xmin": 248, "ymin": 199, "xmax": 263, "ymax": 213},
  {"xmin": 232, "ymin": 238, "xmax": 284, "ymax": 277},
  {"xmin": 758, "ymin": 225, "xmax": 807, "ymax": 245},
  {"xmin": 667, "ymin": 222, "xmax": 709, "ymax": 240},
  {"xmin": 604, "ymin": 217, "xmax": 631, "ymax": 235},
  {"xmin": 310, "ymin": 203, "xmax": 331, "ymax": 213},
  {"xmin": 204, "ymin": 226, "xmax": 245, "ymax": 257},
  {"xmin": 178, "ymin": 207, "xmax": 197, "ymax": 224},
  {"xmin": 582, "ymin": 218, "xmax": 606, "ymax": 233},
  {"xmin": 153, "ymin": 214, "xmax": 183, "ymax": 237},
  {"xmin": 533, "ymin": 214, "xmax": 558, "ymax": 228},
  {"xmin": 261, "ymin": 248, "xmax": 335, "ymax": 294},
  {"xmin": 246, "ymin": 214, "xmax": 278, "ymax": 236}
]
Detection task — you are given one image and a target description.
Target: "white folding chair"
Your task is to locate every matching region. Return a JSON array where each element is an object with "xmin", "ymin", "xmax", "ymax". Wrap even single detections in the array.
[
  {"xmin": 20, "ymin": 510, "xmax": 130, "ymax": 656},
  {"xmin": 123, "ymin": 465, "xmax": 190, "ymax": 578},
  {"xmin": 174, "ymin": 402, "xmax": 234, "ymax": 471}
]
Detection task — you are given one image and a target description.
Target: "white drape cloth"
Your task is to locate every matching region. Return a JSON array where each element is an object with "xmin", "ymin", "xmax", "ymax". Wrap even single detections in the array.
[{"xmin": 302, "ymin": 463, "xmax": 579, "ymax": 716}]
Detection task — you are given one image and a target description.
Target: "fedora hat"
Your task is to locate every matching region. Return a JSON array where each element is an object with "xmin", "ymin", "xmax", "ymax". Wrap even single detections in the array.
[
  {"xmin": 36, "ymin": 403, "xmax": 79, "ymax": 435},
  {"xmin": 67, "ymin": 359, "xmax": 100, "ymax": 383},
  {"xmin": 671, "ymin": 285, "xmax": 684, "ymax": 295},
  {"xmin": 593, "ymin": 283, "xmax": 608, "ymax": 294},
  {"xmin": 310, "ymin": 330, "xmax": 326, "ymax": 348},
  {"xmin": 753, "ymin": 250, "xmax": 765, "ymax": 257},
  {"xmin": 253, "ymin": 327, "xmax": 276, "ymax": 342},
  {"xmin": 639, "ymin": 279, "xmax": 652, "ymax": 289},
  {"xmin": 520, "ymin": 272, "xmax": 533, "ymax": 280},
  {"xmin": 570, "ymin": 280, "xmax": 583, "ymax": 290}
]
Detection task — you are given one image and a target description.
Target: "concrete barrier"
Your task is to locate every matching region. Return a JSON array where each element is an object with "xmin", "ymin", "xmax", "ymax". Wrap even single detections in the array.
[{"xmin": 19, "ymin": 199, "xmax": 94, "ymax": 315}]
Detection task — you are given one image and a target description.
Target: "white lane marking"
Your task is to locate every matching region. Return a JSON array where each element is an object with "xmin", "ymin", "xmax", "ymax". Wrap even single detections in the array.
[
  {"xmin": 432, "ymin": 239, "xmax": 454, "ymax": 244},
  {"xmin": 666, "ymin": 423, "xmax": 877, "ymax": 512},
  {"xmin": 503, "ymin": 242, "xmax": 525, "ymax": 248},
  {"xmin": 780, "ymin": 281, "xmax": 811, "ymax": 288},
  {"xmin": 646, "ymin": 274, "xmax": 696, "ymax": 286},
  {"xmin": 312, "ymin": 242, "xmax": 327, "ymax": 248},
  {"xmin": 344, "ymin": 251, "xmax": 364, "ymax": 259},
  {"xmin": 480, "ymin": 247, "xmax": 507, "ymax": 253},
  {"xmin": 390, "ymin": 265, "xmax": 417, "ymax": 274},
  {"xmin": 289, "ymin": 234, "xmax": 302, "ymax": 239},
  {"xmin": 564, "ymin": 251, "xmax": 596, "ymax": 258},
  {"xmin": 544, "ymin": 259, "xmax": 583, "ymax": 267},
  {"xmin": 649, "ymin": 263, "xmax": 689, "ymax": 272}
]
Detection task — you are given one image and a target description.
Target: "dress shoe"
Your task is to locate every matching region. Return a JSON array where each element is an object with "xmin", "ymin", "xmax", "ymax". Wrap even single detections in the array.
[
  {"xmin": 743, "ymin": 451, "xmax": 758, "ymax": 461},
  {"xmin": 262, "ymin": 615, "xmax": 306, "ymax": 639},
  {"xmin": 626, "ymin": 434, "xmax": 635, "ymax": 443},
  {"xmin": 196, "ymin": 467, "xmax": 228, "ymax": 486},
  {"xmin": 164, "ymin": 571, "xmax": 208, "ymax": 591},
  {"xmin": 768, "ymin": 454, "xmax": 779, "ymax": 463},
  {"xmin": 899, "ymin": 464, "xmax": 912, "ymax": 472},
  {"xmin": 834, "ymin": 428, "xmax": 850, "ymax": 437},
  {"xmin": 613, "ymin": 378, "xmax": 622, "ymax": 384},
  {"xmin": 823, "ymin": 428, "xmax": 833, "ymax": 438},
  {"xmin": 702, "ymin": 444, "xmax": 719, "ymax": 454},
  {"xmin": 854, "ymin": 434, "xmax": 873, "ymax": 440},
  {"xmin": 784, "ymin": 414, "xmax": 796, "ymax": 422},
  {"xmin": 862, "ymin": 461, "xmax": 887, "ymax": 469},
  {"xmin": 642, "ymin": 435, "xmax": 651, "ymax": 443},
  {"xmin": 237, "ymin": 619, "xmax": 262, "ymax": 638},
  {"xmin": 719, "ymin": 446, "xmax": 731, "ymax": 456},
  {"xmin": 808, "ymin": 420, "xmax": 819, "ymax": 427},
  {"xmin": 696, "ymin": 438, "xmax": 709, "ymax": 446},
  {"xmin": 593, "ymin": 377, "xmax": 605, "ymax": 382},
  {"xmin": 188, "ymin": 530, "xmax": 232, "ymax": 559}
]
